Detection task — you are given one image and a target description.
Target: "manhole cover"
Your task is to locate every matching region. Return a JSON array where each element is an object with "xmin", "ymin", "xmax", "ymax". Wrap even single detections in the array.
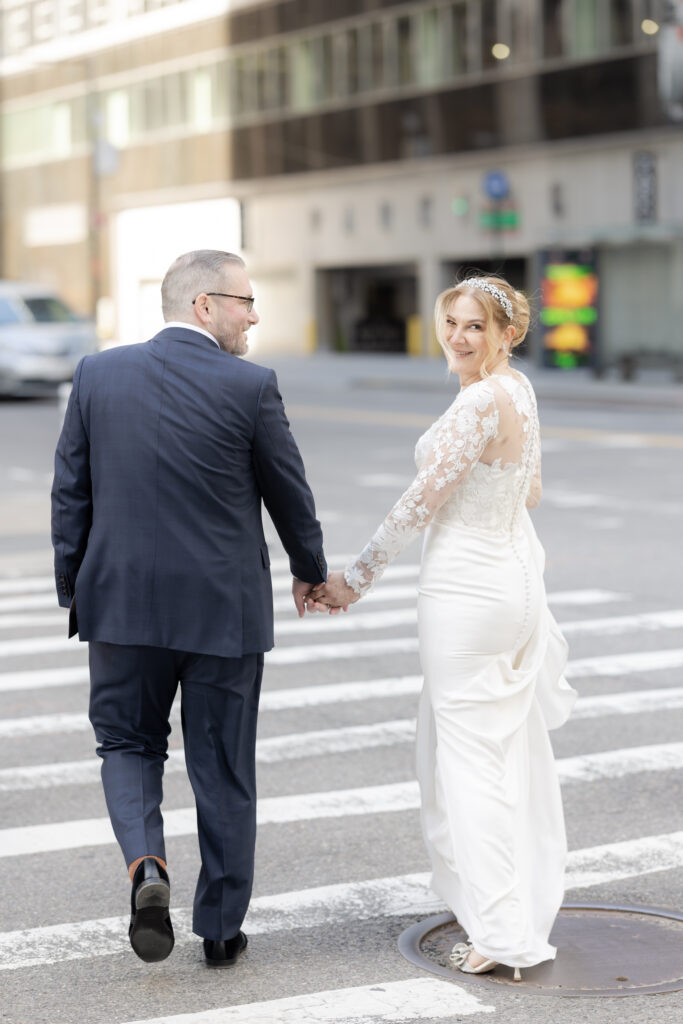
[{"xmin": 398, "ymin": 904, "xmax": 683, "ymax": 997}]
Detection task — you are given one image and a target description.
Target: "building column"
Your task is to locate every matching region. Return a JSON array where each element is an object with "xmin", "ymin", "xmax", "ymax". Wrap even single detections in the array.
[{"xmin": 418, "ymin": 256, "xmax": 446, "ymax": 356}]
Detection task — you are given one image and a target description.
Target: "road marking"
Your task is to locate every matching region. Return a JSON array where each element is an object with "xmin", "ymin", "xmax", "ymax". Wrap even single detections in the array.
[
  {"xmin": 120, "ymin": 978, "xmax": 493, "ymax": 1024},
  {"xmin": 2, "ymin": 830, "xmax": 683, "ymax": 973},
  {"xmin": 4, "ymin": 728, "xmax": 683, "ymax": 826},
  {"xmin": 268, "ymin": 637, "xmax": 420, "ymax": 665},
  {"xmin": 2, "ymin": 606, "xmax": 680, "ymax": 661},
  {"xmin": 559, "ymin": 608, "xmax": 683, "ymax": 636},
  {"xmin": 0, "ymin": 665, "xmax": 90, "ymax": 693},
  {"xmin": 572, "ymin": 685, "xmax": 683, "ymax": 718},
  {"xmin": 0, "ymin": 639, "xmax": 681, "ymax": 700},
  {"xmin": 1, "ymin": 585, "xmax": 624, "ymax": 622},
  {"xmin": 565, "ymin": 647, "xmax": 683, "ymax": 678},
  {"xmin": 3, "ymin": 639, "xmax": 683, "ymax": 728},
  {"xmin": 288, "ymin": 405, "xmax": 683, "ymax": 449}
]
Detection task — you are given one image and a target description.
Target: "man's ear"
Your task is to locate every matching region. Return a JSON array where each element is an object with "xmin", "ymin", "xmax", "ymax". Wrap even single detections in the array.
[{"xmin": 194, "ymin": 293, "xmax": 211, "ymax": 324}]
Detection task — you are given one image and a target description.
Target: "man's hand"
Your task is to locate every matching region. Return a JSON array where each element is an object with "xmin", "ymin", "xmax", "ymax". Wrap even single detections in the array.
[
  {"xmin": 306, "ymin": 571, "xmax": 359, "ymax": 614},
  {"xmin": 292, "ymin": 578, "xmax": 330, "ymax": 618}
]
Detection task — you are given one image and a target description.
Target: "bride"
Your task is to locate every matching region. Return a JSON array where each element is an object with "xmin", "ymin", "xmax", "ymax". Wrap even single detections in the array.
[{"xmin": 313, "ymin": 275, "xmax": 577, "ymax": 978}]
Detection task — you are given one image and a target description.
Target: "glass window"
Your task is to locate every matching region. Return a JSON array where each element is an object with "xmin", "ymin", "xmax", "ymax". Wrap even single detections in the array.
[
  {"xmin": 573, "ymin": 0, "xmax": 599, "ymax": 56},
  {"xmin": 5, "ymin": 5, "xmax": 31, "ymax": 53},
  {"xmin": 105, "ymin": 90, "xmax": 130, "ymax": 146},
  {"xmin": 347, "ymin": 28, "xmax": 360, "ymax": 95},
  {"xmin": 416, "ymin": 7, "xmax": 441, "ymax": 86},
  {"xmin": 33, "ymin": 1, "xmax": 58, "ymax": 42},
  {"xmin": 318, "ymin": 35, "xmax": 335, "ymax": 101},
  {"xmin": 23, "ymin": 296, "xmax": 78, "ymax": 323},
  {"xmin": 369, "ymin": 22, "xmax": 386, "ymax": 89},
  {"xmin": 481, "ymin": 0, "xmax": 500, "ymax": 70},
  {"xmin": 190, "ymin": 69, "xmax": 213, "ymax": 131},
  {"xmin": 290, "ymin": 39, "xmax": 314, "ymax": 111},
  {"xmin": 445, "ymin": 1, "xmax": 469, "ymax": 77},
  {"xmin": 143, "ymin": 79, "xmax": 165, "ymax": 132},
  {"xmin": 397, "ymin": 15, "xmax": 415, "ymax": 86},
  {"xmin": 0, "ymin": 299, "xmax": 21, "ymax": 325},
  {"xmin": 165, "ymin": 72, "xmax": 187, "ymax": 127},
  {"xmin": 606, "ymin": 0, "xmax": 634, "ymax": 47},
  {"xmin": 87, "ymin": 0, "xmax": 110, "ymax": 26},
  {"xmin": 60, "ymin": 0, "xmax": 85, "ymax": 34},
  {"xmin": 51, "ymin": 102, "xmax": 72, "ymax": 158},
  {"xmin": 543, "ymin": 0, "xmax": 565, "ymax": 57}
]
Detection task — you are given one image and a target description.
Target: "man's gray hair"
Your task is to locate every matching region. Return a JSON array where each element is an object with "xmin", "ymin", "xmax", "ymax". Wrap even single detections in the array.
[{"xmin": 161, "ymin": 250, "xmax": 245, "ymax": 320}]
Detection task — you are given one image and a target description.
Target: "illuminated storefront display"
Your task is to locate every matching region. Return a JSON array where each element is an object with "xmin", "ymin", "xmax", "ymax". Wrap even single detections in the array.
[{"xmin": 540, "ymin": 250, "xmax": 599, "ymax": 368}]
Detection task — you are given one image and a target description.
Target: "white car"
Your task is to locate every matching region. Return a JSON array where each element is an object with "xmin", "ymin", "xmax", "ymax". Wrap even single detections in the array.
[{"xmin": 0, "ymin": 281, "xmax": 98, "ymax": 396}]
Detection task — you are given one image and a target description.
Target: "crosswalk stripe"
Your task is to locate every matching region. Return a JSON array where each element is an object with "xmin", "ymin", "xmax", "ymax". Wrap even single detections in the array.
[
  {"xmin": 2, "ymin": 830, "xmax": 682, "ymax": 973},
  {"xmin": 0, "ymin": 585, "xmax": 626, "ymax": 618},
  {"xmin": 4, "ymin": 730, "xmax": 683, "ymax": 832},
  {"xmin": 3, "ymin": 650, "xmax": 683, "ymax": 738},
  {"xmin": 0, "ymin": 782, "xmax": 419, "ymax": 857},
  {"xmin": 120, "ymin": 978, "xmax": 493, "ymax": 1024},
  {"xmin": 2, "ymin": 607, "xmax": 682, "ymax": 662},
  {"xmin": 0, "ymin": 666, "xmax": 90, "ymax": 693}
]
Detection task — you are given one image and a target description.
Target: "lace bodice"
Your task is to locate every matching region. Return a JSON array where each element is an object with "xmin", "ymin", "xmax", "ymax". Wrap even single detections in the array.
[{"xmin": 344, "ymin": 372, "xmax": 541, "ymax": 596}]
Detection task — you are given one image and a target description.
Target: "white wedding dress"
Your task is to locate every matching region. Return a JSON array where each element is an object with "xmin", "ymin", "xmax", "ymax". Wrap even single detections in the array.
[{"xmin": 344, "ymin": 369, "xmax": 577, "ymax": 968}]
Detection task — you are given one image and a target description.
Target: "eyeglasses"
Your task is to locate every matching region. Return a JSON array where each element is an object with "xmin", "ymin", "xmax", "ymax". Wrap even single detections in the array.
[{"xmin": 192, "ymin": 292, "xmax": 255, "ymax": 312}]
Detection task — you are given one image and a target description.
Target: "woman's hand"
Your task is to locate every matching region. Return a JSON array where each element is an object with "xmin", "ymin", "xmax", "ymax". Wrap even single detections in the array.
[{"xmin": 306, "ymin": 571, "xmax": 359, "ymax": 613}]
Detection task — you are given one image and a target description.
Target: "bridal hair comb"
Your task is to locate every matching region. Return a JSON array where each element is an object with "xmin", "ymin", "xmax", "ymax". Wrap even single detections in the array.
[{"xmin": 459, "ymin": 278, "xmax": 514, "ymax": 321}]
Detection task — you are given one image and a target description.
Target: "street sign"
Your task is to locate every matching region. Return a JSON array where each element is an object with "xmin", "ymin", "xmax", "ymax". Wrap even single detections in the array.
[{"xmin": 482, "ymin": 170, "xmax": 510, "ymax": 200}]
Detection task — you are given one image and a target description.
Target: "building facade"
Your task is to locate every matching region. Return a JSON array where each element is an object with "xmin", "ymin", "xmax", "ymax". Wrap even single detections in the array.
[{"xmin": 1, "ymin": 0, "xmax": 682, "ymax": 366}]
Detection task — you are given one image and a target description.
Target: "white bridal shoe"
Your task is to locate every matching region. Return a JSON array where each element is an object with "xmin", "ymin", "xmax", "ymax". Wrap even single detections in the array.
[{"xmin": 449, "ymin": 942, "xmax": 522, "ymax": 981}]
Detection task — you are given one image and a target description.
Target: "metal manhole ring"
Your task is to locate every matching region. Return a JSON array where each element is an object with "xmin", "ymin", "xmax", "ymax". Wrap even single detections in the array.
[{"xmin": 397, "ymin": 903, "xmax": 683, "ymax": 998}]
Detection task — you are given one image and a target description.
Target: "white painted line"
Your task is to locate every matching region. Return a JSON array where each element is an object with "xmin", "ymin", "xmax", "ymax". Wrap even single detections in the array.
[
  {"xmin": 5, "ymin": 723, "xmax": 683, "ymax": 823},
  {"xmin": 546, "ymin": 589, "xmax": 628, "ymax": 606},
  {"xmin": 2, "ymin": 606, "xmax": 681, "ymax": 662},
  {"xmin": 0, "ymin": 781, "xmax": 421, "ymax": 857},
  {"xmin": 0, "ymin": 583, "xmax": 622, "ymax": 617},
  {"xmin": 261, "ymin": 675, "xmax": 423, "ymax": 711},
  {"xmin": 558, "ymin": 742, "xmax": 683, "ymax": 783},
  {"xmin": 559, "ymin": 608, "xmax": 683, "ymax": 636},
  {"xmin": 4, "ymin": 654, "xmax": 683, "ymax": 742},
  {"xmin": 572, "ymin": 685, "xmax": 683, "ymax": 719},
  {"xmin": 2, "ymin": 830, "xmax": 683, "ymax": 973},
  {"xmin": 0, "ymin": 613, "xmax": 65, "ymax": 631},
  {"xmin": 565, "ymin": 648, "xmax": 683, "ymax": 678},
  {"xmin": 0, "ymin": 636, "xmax": 79, "ymax": 659},
  {"xmin": 5, "ymin": 721, "xmax": 683, "ymax": 795},
  {"xmin": 121, "ymin": 978, "xmax": 493, "ymax": 1024},
  {"xmin": 0, "ymin": 594, "xmax": 56, "ymax": 613},
  {"xmin": 267, "ymin": 637, "xmax": 420, "ymax": 665},
  {"xmin": 565, "ymin": 831, "xmax": 683, "ymax": 890},
  {"xmin": 0, "ymin": 577, "xmax": 52, "ymax": 596},
  {"xmin": 0, "ymin": 665, "xmax": 90, "ymax": 693}
]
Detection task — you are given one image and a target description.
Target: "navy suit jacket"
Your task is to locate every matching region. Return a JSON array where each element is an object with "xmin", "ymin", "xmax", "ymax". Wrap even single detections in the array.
[{"xmin": 51, "ymin": 327, "xmax": 326, "ymax": 657}]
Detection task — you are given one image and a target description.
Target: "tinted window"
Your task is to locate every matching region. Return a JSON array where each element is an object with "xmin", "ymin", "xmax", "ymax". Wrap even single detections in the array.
[
  {"xmin": 23, "ymin": 297, "xmax": 78, "ymax": 323},
  {"xmin": 0, "ymin": 298, "xmax": 21, "ymax": 324}
]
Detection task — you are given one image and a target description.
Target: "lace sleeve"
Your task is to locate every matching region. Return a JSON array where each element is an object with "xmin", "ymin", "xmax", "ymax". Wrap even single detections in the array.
[
  {"xmin": 526, "ymin": 448, "xmax": 542, "ymax": 509},
  {"xmin": 344, "ymin": 383, "xmax": 499, "ymax": 596}
]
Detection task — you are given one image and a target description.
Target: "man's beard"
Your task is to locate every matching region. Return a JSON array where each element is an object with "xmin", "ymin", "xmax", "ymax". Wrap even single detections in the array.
[{"xmin": 217, "ymin": 328, "xmax": 247, "ymax": 354}]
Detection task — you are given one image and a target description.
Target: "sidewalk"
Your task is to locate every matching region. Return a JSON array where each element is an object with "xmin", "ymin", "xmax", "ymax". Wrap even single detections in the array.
[{"xmin": 265, "ymin": 353, "xmax": 683, "ymax": 410}]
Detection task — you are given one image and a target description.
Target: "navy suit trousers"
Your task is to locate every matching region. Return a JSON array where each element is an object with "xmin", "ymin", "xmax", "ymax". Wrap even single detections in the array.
[{"xmin": 88, "ymin": 642, "xmax": 263, "ymax": 941}]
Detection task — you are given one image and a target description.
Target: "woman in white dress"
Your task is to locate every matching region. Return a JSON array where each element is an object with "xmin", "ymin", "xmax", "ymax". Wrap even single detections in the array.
[{"xmin": 314, "ymin": 275, "xmax": 577, "ymax": 978}]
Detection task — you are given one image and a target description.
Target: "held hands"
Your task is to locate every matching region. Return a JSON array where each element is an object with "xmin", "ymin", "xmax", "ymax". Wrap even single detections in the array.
[
  {"xmin": 305, "ymin": 570, "xmax": 360, "ymax": 614},
  {"xmin": 291, "ymin": 572, "xmax": 360, "ymax": 617}
]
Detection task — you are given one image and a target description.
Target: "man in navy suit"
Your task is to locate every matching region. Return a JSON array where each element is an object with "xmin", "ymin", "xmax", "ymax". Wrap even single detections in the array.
[{"xmin": 51, "ymin": 250, "xmax": 327, "ymax": 967}]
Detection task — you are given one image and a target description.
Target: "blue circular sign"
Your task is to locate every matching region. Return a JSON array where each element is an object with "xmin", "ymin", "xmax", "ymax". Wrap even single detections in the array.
[{"xmin": 483, "ymin": 170, "xmax": 510, "ymax": 200}]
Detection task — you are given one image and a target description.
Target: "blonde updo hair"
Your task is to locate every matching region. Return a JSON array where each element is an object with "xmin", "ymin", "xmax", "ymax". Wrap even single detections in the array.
[{"xmin": 435, "ymin": 273, "xmax": 531, "ymax": 376}]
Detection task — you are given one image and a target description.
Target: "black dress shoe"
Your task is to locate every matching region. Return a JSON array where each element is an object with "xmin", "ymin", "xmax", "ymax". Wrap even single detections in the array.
[
  {"xmin": 129, "ymin": 858, "xmax": 174, "ymax": 963},
  {"xmin": 203, "ymin": 932, "xmax": 247, "ymax": 968}
]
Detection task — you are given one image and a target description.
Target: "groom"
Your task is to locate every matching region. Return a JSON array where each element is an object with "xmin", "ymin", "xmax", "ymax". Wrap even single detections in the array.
[{"xmin": 51, "ymin": 250, "xmax": 327, "ymax": 967}]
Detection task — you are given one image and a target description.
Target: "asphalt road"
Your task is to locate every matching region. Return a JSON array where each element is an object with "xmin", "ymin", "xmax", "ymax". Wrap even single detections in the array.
[{"xmin": 1, "ymin": 354, "xmax": 683, "ymax": 1024}]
